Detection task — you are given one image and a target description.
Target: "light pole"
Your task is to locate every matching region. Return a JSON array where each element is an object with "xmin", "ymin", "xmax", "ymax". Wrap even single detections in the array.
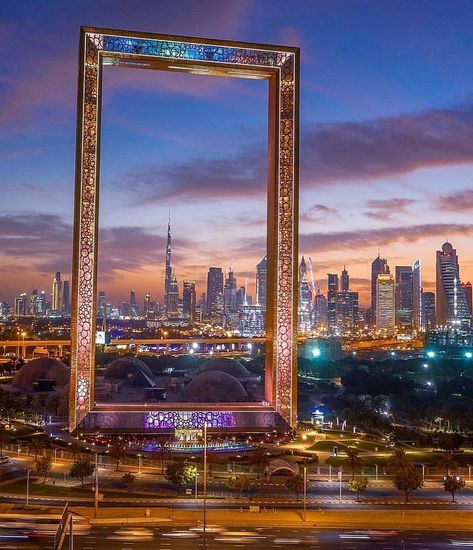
[
  {"xmin": 138, "ymin": 454, "xmax": 142, "ymax": 475},
  {"xmin": 338, "ymin": 468, "xmax": 342, "ymax": 502},
  {"xmin": 21, "ymin": 332, "xmax": 26, "ymax": 358},
  {"xmin": 203, "ymin": 423, "xmax": 208, "ymax": 549},
  {"xmin": 26, "ymin": 469, "xmax": 30, "ymax": 508},
  {"xmin": 94, "ymin": 453, "xmax": 99, "ymax": 517},
  {"xmin": 195, "ymin": 472, "xmax": 199, "ymax": 501},
  {"xmin": 303, "ymin": 466, "xmax": 307, "ymax": 522}
]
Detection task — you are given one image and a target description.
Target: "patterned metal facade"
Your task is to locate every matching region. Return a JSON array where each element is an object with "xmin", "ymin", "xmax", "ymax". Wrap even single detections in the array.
[{"xmin": 70, "ymin": 27, "xmax": 299, "ymax": 432}]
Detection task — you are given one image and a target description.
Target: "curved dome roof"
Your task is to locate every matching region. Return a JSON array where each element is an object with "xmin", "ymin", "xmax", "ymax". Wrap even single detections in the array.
[
  {"xmin": 268, "ymin": 458, "xmax": 299, "ymax": 477},
  {"xmin": 182, "ymin": 371, "xmax": 248, "ymax": 403},
  {"xmin": 442, "ymin": 242, "xmax": 453, "ymax": 254},
  {"xmin": 104, "ymin": 356, "xmax": 153, "ymax": 380},
  {"xmin": 194, "ymin": 358, "xmax": 251, "ymax": 379},
  {"xmin": 12, "ymin": 357, "xmax": 69, "ymax": 388}
]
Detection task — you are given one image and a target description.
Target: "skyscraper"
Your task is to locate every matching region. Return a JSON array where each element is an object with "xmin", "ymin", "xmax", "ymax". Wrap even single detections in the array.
[
  {"xmin": 341, "ymin": 266, "xmax": 349, "ymax": 292},
  {"xmin": 97, "ymin": 291, "xmax": 106, "ymax": 319},
  {"xmin": 62, "ymin": 280, "xmax": 70, "ymax": 315},
  {"xmin": 436, "ymin": 242, "xmax": 470, "ymax": 327},
  {"xmin": 412, "ymin": 259, "xmax": 423, "ymax": 330},
  {"xmin": 256, "ymin": 255, "xmax": 267, "ymax": 309},
  {"xmin": 163, "ymin": 216, "xmax": 172, "ymax": 315},
  {"xmin": 371, "ymin": 255, "xmax": 390, "ymax": 323},
  {"xmin": 183, "ymin": 280, "xmax": 196, "ymax": 321},
  {"xmin": 314, "ymin": 291, "xmax": 327, "ymax": 326},
  {"xmin": 298, "ymin": 257, "xmax": 312, "ymax": 332},
  {"xmin": 376, "ymin": 273, "xmax": 395, "ymax": 335},
  {"xmin": 422, "ymin": 291, "xmax": 436, "ymax": 331},
  {"xmin": 52, "ymin": 272, "xmax": 62, "ymax": 312},
  {"xmin": 327, "ymin": 273, "xmax": 339, "ymax": 328},
  {"xmin": 206, "ymin": 267, "xmax": 224, "ymax": 321},
  {"xmin": 168, "ymin": 272, "xmax": 179, "ymax": 316},
  {"xmin": 223, "ymin": 268, "xmax": 238, "ymax": 327},
  {"xmin": 462, "ymin": 282, "xmax": 472, "ymax": 321},
  {"xmin": 15, "ymin": 293, "xmax": 27, "ymax": 316},
  {"xmin": 395, "ymin": 266, "xmax": 413, "ymax": 328}
]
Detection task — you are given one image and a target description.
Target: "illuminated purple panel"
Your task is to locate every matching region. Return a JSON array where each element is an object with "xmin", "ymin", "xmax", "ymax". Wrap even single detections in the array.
[{"xmin": 144, "ymin": 411, "xmax": 237, "ymax": 429}]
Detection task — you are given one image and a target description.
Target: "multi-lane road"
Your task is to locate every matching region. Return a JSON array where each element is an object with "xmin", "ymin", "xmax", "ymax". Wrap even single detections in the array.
[{"xmin": 13, "ymin": 525, "xmax": 473, "ymax": 549}]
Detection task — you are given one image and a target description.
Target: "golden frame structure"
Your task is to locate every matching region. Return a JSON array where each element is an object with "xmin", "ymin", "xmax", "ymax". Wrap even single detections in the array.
[{"xmin": 70, "ymin": 27, "xmax": 299, "ymax": 433}]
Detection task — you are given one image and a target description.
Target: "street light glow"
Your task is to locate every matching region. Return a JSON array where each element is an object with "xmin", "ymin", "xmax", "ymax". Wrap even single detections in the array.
[
  {"xmin": 312, "ymin": 348, "xmax": 321, "ymax": 358},
  {"xmin": 465, "ymin": 351, "xmax": 473, "ymax": 359},
  {"xmin": 427, "ymin": 351, "xmax": 435, "ymax": 358}
]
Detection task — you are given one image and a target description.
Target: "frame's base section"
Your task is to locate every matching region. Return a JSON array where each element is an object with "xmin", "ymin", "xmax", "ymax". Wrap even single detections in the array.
[{"xmin": 74, "ymin": 409, "xmax": 291, "ymax": 435}]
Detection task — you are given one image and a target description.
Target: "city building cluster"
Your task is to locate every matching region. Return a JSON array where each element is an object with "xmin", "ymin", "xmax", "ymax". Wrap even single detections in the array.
[
  {"xmin": 299, "ymin": 241, "xmax": 472, "ymax": 337},
  {"xmin": 3, "ymin": 231, "xmax": 472, "ymax": 341}
]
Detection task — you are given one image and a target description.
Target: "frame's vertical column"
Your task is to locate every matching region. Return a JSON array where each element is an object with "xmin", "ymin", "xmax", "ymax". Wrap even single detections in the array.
[
  {"xmin": 70, "ymin": 31, "xmax": 102, "ymax": 429},
  {"xmin": 275, "ymin": 52, "xmax": 299, "ymax": 428}
]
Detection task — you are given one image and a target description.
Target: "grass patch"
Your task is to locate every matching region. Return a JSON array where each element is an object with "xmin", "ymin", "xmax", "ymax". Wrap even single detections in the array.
[{"xmin": 308, "ymin": 441, "xmax": 349, "ymax": 453}]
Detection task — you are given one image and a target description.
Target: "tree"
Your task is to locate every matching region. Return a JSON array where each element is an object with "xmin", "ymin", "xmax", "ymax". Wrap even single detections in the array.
[
  {"xmin": 227, "ymin": 475, "xmax": 252, "ymax": 497},
  {"xmin": 69, "ymin": 457, "xmax": 95, "ymax": 487},
  {"xmin": 152, "ymin": 434, "xmax": 172, "ymax": 474},
  {"xmin": 285, "ymin": 474, "xmax": 304, "ymax": 500},
  {"xmin": 348, "ymin": 477, "xmax": 368, "ymax": 502},
  {"xmin": 437, "ymin": 451, "xmax": 458, "ymax": 476},
  {"xmin": 165, "ymin": 461, "xmax": 196, "ymax": 494},
  {"xmin": 249, "ymin": 449, "xmax": 269, "ymax": 478},
  {"xmin": 109, "ymin": 439, "xmax": 126, "ymax": 472},
  {"xmin": 388, "ymin": 448, "xmax": 423, "ymax": 503},
  {"xmin": 27, "ymin": 434, "xmax": 49, "ymax": 463},
  {"xmin": 438, "ymin": 433, "xmax": 464, "ymax": 452},
  {"xmin": 36, "ymin": 457, "xmax": 52, "ymax": 484},
  {"xmin": 443, "ymin": 474, "xmax": 466, "ymax": 502},
  {"xmin": 68, "ymin": 441, "xmax": 83, "ymax": 461},
  {"xmin": 0, "ymin": 424, "xmax": 9, "ymax": 456},
  {"xmin": 393, "ymin": 466, "xmax": 423, "ymax": 503},
  {"xmin": 344, "ymin": 447, "xmax": 364, "ymax": 480}
]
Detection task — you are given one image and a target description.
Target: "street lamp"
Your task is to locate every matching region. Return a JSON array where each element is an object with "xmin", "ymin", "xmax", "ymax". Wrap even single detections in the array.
[
  {"xmin": 465, "ymin": 351, "xmax": 473, "ymax": 359},
  {"xmin": 303, "ymin": 466, "xmax": 307, "ymax": 522}
]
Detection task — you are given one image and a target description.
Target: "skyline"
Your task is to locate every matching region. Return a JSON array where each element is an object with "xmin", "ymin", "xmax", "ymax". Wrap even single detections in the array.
[{"xmin": 2, "ymin": 1, "xmax": 473, "ymax": 305}]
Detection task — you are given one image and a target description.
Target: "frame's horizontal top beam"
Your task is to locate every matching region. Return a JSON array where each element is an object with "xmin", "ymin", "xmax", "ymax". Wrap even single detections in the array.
[
  {"xmin": 82, "ymin": 26, "xmax": 300, "ymax": 55},
  {"xmin": 101, "ymin": 54, "xmax": 277, "ymax": 79},
  {"xmin": 0, "ymin": 337, "xmax": 267, "ymax": 347}
]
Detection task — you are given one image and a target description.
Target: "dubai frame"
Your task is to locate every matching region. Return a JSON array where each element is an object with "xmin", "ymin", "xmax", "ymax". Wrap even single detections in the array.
[{"xmin": 70, "ymin": 27, "xmax": 299, "ymax": 434}]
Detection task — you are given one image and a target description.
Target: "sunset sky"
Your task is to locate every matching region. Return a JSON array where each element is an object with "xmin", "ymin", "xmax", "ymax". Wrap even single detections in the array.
[{"xmin": 2, "ymin": 1, "xmax": 473, "ymax": 307}]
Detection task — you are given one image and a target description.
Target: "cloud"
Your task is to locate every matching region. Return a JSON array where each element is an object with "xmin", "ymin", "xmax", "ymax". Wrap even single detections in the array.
[
  {"xmin": 302, "ymin": 104, "xmax": 473, "ymax": 185},
  {"xmin": 124, "ymin": 147, "xmax": 266, "ymax": 202},
  {"xmin": 435, "ymin": 189, "xmax": 473, "ymax": 212},
  {"xmin": 364, "ymin": 198, "xmax": 415, "ymax": 220},
  {"xmin": 300, "ymin": 223, "xmax": 473, "ymax": 253},
  {"xmin": 301, "ymin": 203, "xmax": 338, "ymax": 223}
]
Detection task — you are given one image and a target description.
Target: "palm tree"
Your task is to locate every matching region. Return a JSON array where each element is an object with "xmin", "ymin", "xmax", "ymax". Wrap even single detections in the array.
[
  {"xmin": 109, "ymin": 439, "xmax": 126, "ymax": 471},
  {"xmin": 27, "ymin": 434, "xmax": 49, "ymax": 463},
  {"xmin": 0, "ymin": 424, "xmax": 9, "ymax": 456},
  {"xmin": 151, "ymin": 434, "xmax": 172, "ymax": 474},
  {"xmin": 249, "ymin": 449, "xmax": 269, "ymax": 478},
  {"xmin": 437, "ymin": 451, "xmax": 458, "ymax": 476},
  {"xmin": 344, "ymin": 447, "xmax": 364, "ymax": 480}
]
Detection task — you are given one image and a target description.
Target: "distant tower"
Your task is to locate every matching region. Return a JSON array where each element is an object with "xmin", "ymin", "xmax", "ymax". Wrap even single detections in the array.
[
  {"xmin": 298, "ymin": 257, "xmax": 312, "ymax": 332},
  {"xmin": 412, "ymin": 259, "xmax": 423, "ymax": 330},
  {"xmin": 395, "ymin": 265, "xmax": 413, "ymax": 328},
  {"xmin": 376, "ymin": 273, "xmax": 395, "ymax": 335},
  {"xmin": 168, "ymin": 271, "xmax": 179, "ymax": 316},
  {"xmin": 256, "ymin": 255, "xmax": 267, "ymax": 310},
  {"xmin": 422, "ymin": 291, "xmax": 436, "ymax": 331},
  {"xmin": 371, "ymin": 255, "xmax": 390, "ymax": 323},
  {"xmin": 52, "ymin": 272, "xmax": 62, "ymax": 312},
  {"xmin": 62, "ymin": 280, "xmax": 70, "ymax": 315},
  {"xmin": 164, "ymin": 214, "xmax": 172, "ymax": 315},
  {"xmin": 341, "ymin": 266, "xmax": 349, "ymax": 292},
  {"xmin": 436, "ymin": 242, "xmax": 470, "ymax": 326},
  {"xmin": 223, "ymin": 268, "xmax": 238, "ymax": 327},
  {"xmin": 183, "ymin": 280, "xmax": 196, "ymax": 322},
  {"xmin": 206, "ymin": 267, "xmax": 224, "ymax": 320},
  {"xmin": 327, "ymin": 273, "xmax": 339, "ymax": 328}
]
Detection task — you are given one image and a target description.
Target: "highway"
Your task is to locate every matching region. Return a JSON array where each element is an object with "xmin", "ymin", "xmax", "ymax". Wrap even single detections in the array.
[{"xmin": 10, "ymin": 525, "xmax": 473, "ymax": 549}]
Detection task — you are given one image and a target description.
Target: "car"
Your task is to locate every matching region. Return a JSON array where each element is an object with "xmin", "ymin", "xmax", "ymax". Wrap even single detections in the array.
[{"xmin": 0, "ymin": 456, "xmax": 10, "ymax": 464}]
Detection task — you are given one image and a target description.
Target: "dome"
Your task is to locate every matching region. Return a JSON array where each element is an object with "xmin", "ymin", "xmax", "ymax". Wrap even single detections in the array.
[
  {"xmin": 182, "ymin": 371, "xmax": 248, "ymax": 403},
  {"xmin": 268, "ymin": 458, "xmax": 299, "ymax": 477},
  {"xmin": 194, "ymin": 358, "xmax": 251, "ymax": 379},
  {"xmin": 442, "ymin": 242, "xmax": 453, "ymax": 254},
  {"xmin": 104, "ymin": 357, "xmax": 153, "ymax": 380},
  {"xmin": 12, "ymin": 357, "xmax": 69, "ymax": 388}
]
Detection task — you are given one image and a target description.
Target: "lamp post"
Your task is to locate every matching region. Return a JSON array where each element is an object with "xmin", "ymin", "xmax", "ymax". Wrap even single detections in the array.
[
  {"xmin": 195, "ymin": 472, "xmax": 199, "ymax": 501},
  {"xmin": 94, "ymin": 453, "xmax": 99, "ymax": 517},
  {"xmin": 338, "ymin": 468, "xmax": 342, "ymax": 502},
  {"xmin": 203, "ymin": 423, "xmax": 208, "ymax": 549},
  {"xmin": 26, "ymin": 469, "xmax": 30, "ymax": 508},
  {"xmin": 21, "ymin": 332, "xmax": 26, "ymax": 358},
  {"xmin": 303, "ymin": 466, "xmax": 307, "ymax": 522}
]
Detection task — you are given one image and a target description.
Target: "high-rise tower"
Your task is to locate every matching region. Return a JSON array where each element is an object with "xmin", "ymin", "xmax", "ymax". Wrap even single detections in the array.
[
  {"xmin": 376, "ymin": 273, "xmax": 395, "ymax": 335},
  {"xmin": 412, "ymin": 259, "xmax": 423, "ymax": 330},
  {"xmin": 436, "ymin": 242, "xmax": 470, "ymax": 327},
  {"xmin": 298, "ymin": 257, "xmax": 312, "ymax": 332},
  {"xmin": 256, "ymin": 255, "xmax": 267, "ymax": 310},
  {"xmin": 164, "ymin": 214, "xmax": 172, "ymax": 315},
  {"xmin": 206, "ymin": 267, "xmax": 224, "ymax": 321},
  {"xmin": 52, "ymin": 272, "xmax": 62, "ymax": 313},
  {"xmin": 371, "ymin": 255, "xmax": 390, "ymax": 323}
]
